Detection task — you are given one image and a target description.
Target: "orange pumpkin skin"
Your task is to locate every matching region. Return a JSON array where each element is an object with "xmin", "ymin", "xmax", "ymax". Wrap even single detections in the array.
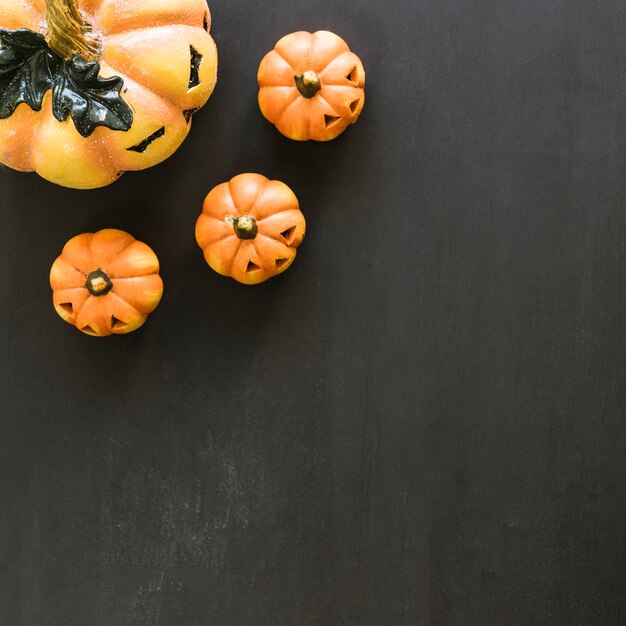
[
  {"xmin": 196, "ymin": 173, "xmax": 306, "ymax": 285},
  {"xmin": 0, "ymin": 0, "xmax": 218, "ymax": 189},
  {"xmin": 258, "ymin": 31, "xmax": 365, "ymax": 142},
  {"xmin": 50, "ymin": 229, "xmax": 163, "ymax": 336}
]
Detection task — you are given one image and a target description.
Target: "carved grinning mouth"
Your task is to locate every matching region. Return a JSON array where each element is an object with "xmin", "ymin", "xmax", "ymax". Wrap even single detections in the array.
[{"xmin": 127, "ymin": 126, "xmax": 165, "ymax": 153}]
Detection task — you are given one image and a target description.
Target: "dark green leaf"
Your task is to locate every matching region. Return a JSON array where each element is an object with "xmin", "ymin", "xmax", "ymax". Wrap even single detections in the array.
[
  {"xmin": 52, "ymin": 55, "xmax": 133, "ymax": 138},
  {"xmin": 0, "ymin": 28, "xmax": 59, "ymax": 118},
  {"xmin": 0, "ymin": 29, "xmax": 133, "ymax": 137}
]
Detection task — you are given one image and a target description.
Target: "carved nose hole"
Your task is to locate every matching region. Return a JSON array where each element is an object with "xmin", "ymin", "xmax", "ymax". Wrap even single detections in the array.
[
  {"xmin": 275, "ymin": 258, "xmax": 289, "ymax": 270},
  {"xmin": 189, "ymin": 46, "xmax": 203, "ymax": 89},
  {"xmin": 349, "ymin": 99, "xmax": 361, "ymax": 114},
  {"xmin": 81, "ymin": 324, "xmax": 98, "ymax": 335},
  {"xmin": 280, "ymin": 226, "xmax": 297, "ymax": 245},
  {"xmin": 346, "ymin": 66, "xmax": 359, "ymax": 85},
  {"xmin": 58, "ymin": 302, "xmax": 74, "ymax": 317},
  {"xmin": 245, "ymin": 260, "xmax": 261, "ymax": 273},
  {"xmin": 324, "ymin": 114, "xmax": 342, "ymax": 128},
  {"xmin": 111, "ymin": 316, "xmax": 128, "ymax": 330}
]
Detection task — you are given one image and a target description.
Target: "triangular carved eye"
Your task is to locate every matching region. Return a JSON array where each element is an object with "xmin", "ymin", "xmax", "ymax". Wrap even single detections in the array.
[
  {"xmin": 324, "ymin": 114, "xmax": 342, "ymax": 128},
  {"xmin": 183, "ymin": 108, "xmax": 199, "ymax": 123},
  {"xmin": 58, "ymin": 302, "xmax": 73, "ymax": 317},
  {"xmin": 82, "ymin": 324, "xmax": 98, "ymax": 335},
  {"xmin": 349, "ymin": 99, "xmax": 361, "ymax": 114},
  {"xmin": 245, "ymin": 260, "xmax": 262, "ymax": 273},
  {"xmin": 275, "ymin": 258, "xmax": 289, "ymax": 270},
  {"xmin": 346, "ymin": 66, "xmax": 359, "ymax": 85},
  {"xmin": 111, "ymin": 316, "xmax": 128, "ymax": 330},
  {"xmin": 280, "ymin": 226, "xmax": 297, "ymax": 245}
]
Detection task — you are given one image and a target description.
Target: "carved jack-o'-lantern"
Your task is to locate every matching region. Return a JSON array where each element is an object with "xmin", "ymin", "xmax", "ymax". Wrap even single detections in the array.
[
  {"xmin": 196, "ymin": 173, "xmax": 306, "ymax": 285},
  {"xmin": 50, "ymin": 229, "xmax": 164, "ymax": 336},
  {"xmin": 258, "ymin": 30, "xmax": 365, "ymax": 141},
  {"xmin": 0, "ymin": 0, "xmax": 217, "ymax": 189}
]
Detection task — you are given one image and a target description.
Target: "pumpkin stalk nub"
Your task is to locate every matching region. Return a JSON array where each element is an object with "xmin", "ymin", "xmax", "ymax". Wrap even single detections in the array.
[
  {"xmin": 85, "ymin": 269, "xmax": 113, "ymax": 297},
  {"xmin": 45, "ymin": 0, "xmax": 99, "ymax": 61},
  {"xmin": 232, "ymin": 216, "xmax": 258, "ymax": 240},
  {"xmin": 295, "ymin": 71, "xmax": 321, "ymax": 99}
]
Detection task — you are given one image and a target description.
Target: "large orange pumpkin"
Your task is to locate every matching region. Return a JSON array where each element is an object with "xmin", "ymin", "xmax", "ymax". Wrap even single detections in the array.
[
  {"xmin": 50, "ymin": 229, "xmax": 163, "ymax": 336},
  {"xmin": 0, "ymin": 0, "xmax": 217, "ymax": 189},
  {"xmin": 258, "ymin": 31, "xmax": 365, "ymax": 141},
  {"xmin": 195, "ymin": 173, "xmax": 306, "ymax": 285}
]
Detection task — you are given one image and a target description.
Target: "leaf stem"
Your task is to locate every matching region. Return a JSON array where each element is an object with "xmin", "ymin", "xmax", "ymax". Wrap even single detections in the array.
[{"xmin": 45, "ymin": 0, "xmax": 99, "ymax": 61}]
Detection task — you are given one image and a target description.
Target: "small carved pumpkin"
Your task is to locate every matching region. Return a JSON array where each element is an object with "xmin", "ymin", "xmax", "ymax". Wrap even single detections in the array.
[
  {"xmin": 196, "ymin": 173, "xmax": 306, "ymax": 285},
  {"xmin": 50, "ymin": 229, "xmax": 163, "ymax": 336},
  {"xmin": 258, "ymin": 30, "xmax": 365, "ymax": 141},
  {"xmin": 0, "ymin": 0, "xmax": 217, "ymax": 189}
]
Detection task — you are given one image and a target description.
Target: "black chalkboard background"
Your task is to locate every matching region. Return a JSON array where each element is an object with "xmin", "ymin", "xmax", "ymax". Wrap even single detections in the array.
[{"xmin": 1, "ymin": 1, "xmax": 625, "ymax": 624}]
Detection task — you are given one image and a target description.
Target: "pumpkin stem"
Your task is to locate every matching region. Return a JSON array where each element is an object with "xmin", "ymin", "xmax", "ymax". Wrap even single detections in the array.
[
  {"xmin": 295, "ymin": 71, "xmax": 321, "ymax": 99},
  {"xmin": 45, "ymin": 0, "xmax": 99, "ymax": 61},
  {"xmin": 85, "ymin": 269, "xmax": 113, "ymax": 297},
  {"xmin": 231, "ymin": 216, "xmax": 258, "ymax": 240}
]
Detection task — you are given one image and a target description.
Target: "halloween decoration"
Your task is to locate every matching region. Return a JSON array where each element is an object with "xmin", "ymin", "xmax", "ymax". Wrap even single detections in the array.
[
  {"xmin": 258, "ymin": 30, "xmax": 365, "ymax": 141},
  {"xmin": 196, "ymin": 173, "xmax": 306, "ymax": 285},
  {"xmin": 0, "ymin": 0, "xmax": 218, "ymax": 189},
  {"xmin": 50, "ymin": 229, "xmax": 163, "ymax": 336}
]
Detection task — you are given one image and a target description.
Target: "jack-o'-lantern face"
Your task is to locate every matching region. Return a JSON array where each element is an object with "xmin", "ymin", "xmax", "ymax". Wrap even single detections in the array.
[
  {"xmin": 196, "ymin": 173, "xmax": 306, "ymax": 285},
  {"xmin": 0, "ymin": 0, "xmax": 218, "ymax": 189},
  {"xmin": 50, "ymin": 229, "xmax": 163, "ymax": 336},
  {"xmin": 258, "ymin": 30, "xmax": 365, "ymax": 141}
]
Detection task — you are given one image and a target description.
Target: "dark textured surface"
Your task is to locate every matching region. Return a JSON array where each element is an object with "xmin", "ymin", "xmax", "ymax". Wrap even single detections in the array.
[{"xmin": 1, "ymin": 1, "xmax": 625, "ymax": 625}]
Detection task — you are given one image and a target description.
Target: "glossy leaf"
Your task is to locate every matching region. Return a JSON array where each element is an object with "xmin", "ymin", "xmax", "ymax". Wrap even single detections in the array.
[
  {"xmin": 0, "ymin": 28, "xmax": 59, "ymax": 118},
  {"xmin": 51, "ymin": 55, "xmax": 133, "ymax": 138},
  {"xmin": 0, "ymin": 28, "xmax": 133, "ymax": 137}
]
